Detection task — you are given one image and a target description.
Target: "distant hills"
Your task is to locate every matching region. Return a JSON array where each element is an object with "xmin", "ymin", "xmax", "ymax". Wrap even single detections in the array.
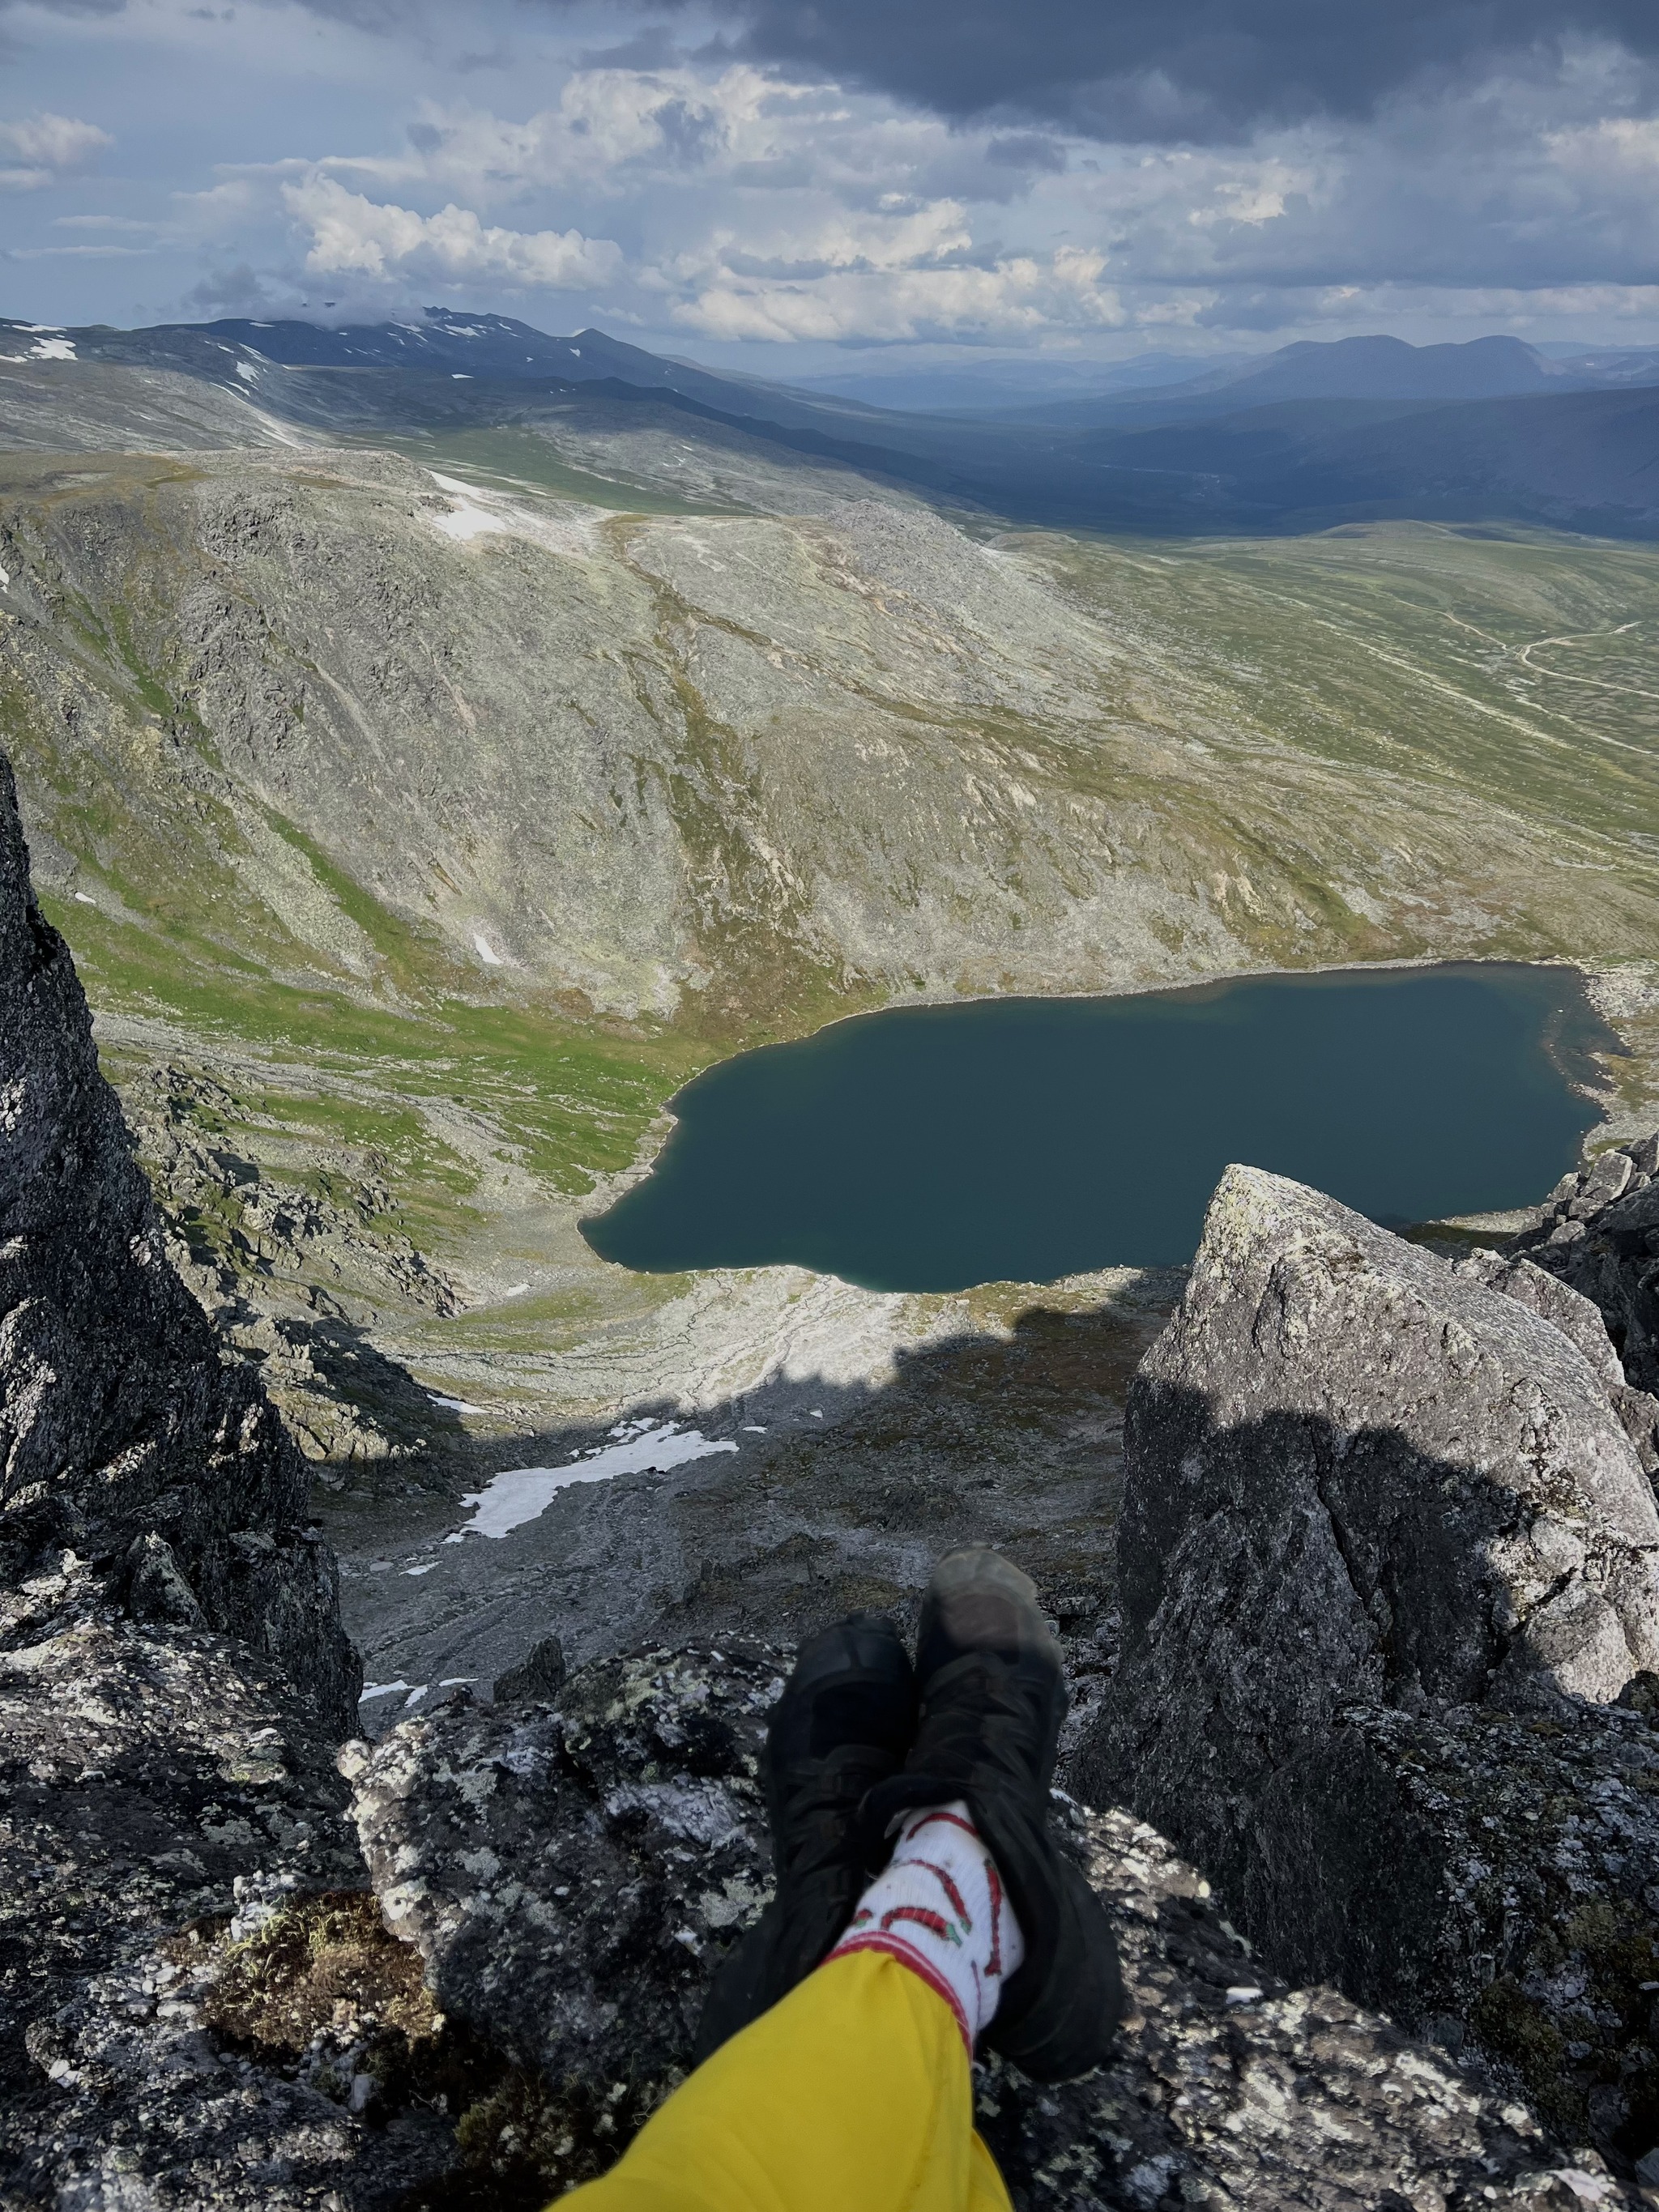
[{"xmin": 4, "ymin": 308, "xmax": 1659, "ymax": 539}]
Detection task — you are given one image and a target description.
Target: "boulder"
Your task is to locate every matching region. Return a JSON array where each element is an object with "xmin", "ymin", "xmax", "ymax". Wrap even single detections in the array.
[
  {"xmin": 1518, "ymin": 1140, "xmax": 1659, "ymax": 1399},
  {"xmin": 348, "ymin": 1643, "xmax": 1613, "ymax": 2210},
  {"xmin": 1081, "ymin": 1165, "xmax": 1659, "ymax": 2169},
  {"xmin": 1456, "ymin": 1247, "xmax": 1659, "ymax": 1480}
]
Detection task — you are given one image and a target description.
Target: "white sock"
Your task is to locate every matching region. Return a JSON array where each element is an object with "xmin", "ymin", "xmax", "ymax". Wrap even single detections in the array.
[{"xmin": 825, "ymin": 1799, "xmax": 1026, "ymax": 2051}]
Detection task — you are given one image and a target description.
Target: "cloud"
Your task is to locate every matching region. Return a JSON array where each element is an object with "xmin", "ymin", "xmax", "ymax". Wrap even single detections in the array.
[
  {"xmin": 283, "ymin": 173, "xmax": 623, "ymax": 288},
  {"xmin": 0, "ymin": 109, "xmax": 111, "ymax": 189},
  {"xmin": 566, "ymin": 0, "xmax": 1659, "ymax": 144},
  {"xmin": 668, "ymin": 241, "xmax": 1128, "ymax": 343},
  {"xmin": 11, "ymin": 3, "xmax": 1659, "ymax": 356}
]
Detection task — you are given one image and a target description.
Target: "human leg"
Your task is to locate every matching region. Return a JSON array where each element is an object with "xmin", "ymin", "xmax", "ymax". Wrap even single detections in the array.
[
  {"xmin": 562, "ymin": 1945, "xmax": 1011, "ymax": 2212},
  {"xmin": 561, "ymin": 1548, "xmax": 1120, "ymax": 2210}
]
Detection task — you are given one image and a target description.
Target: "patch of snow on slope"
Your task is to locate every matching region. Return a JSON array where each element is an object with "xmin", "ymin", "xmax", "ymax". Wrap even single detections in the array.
[
  {"xmin": 472, "ymin": 931, "xmax": 505, "ymax": 965},
  {"xmin": 431, "ymin": 474, "xmax": 508, "ymax": 542},
  {"xmin": 28, "ymin": 336, "xmax": 75, "ymax": 361},
  {"xmin": 424, "ymin": 470, "xmax": 597, "ymax": 557},
  {"xmin": 446, "ymin": 1424, "xmax": 739, "ymax": 1541},
  {"xmin": 236, "ymin": 360, "xmax": 261, "ymax": 382}
]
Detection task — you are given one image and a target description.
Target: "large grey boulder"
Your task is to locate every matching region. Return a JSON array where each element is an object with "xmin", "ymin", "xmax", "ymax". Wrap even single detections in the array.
[
  {"xmin": 1112, "ymin": 1163, "xmax": 1659, "ymax": 1716},
  {"xmin": 1081, "ymin": 1165, "xmax": 1659, "ymax": 2167},
  {"xmin": 347, "ymin": 1644, "xmax": 1612, "ymax": 2210}
]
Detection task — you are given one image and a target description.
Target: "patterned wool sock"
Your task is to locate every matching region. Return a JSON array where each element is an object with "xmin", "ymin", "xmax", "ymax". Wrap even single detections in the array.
[{"xmin": 825, "ymin": 1798, "xmax": 1026, "ymax": 2051}]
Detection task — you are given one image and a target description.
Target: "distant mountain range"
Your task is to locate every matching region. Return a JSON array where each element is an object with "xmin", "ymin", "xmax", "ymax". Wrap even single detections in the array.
[{"xmin": 4, "ymin": 308, "xmax": 1659, "ymax": 539}]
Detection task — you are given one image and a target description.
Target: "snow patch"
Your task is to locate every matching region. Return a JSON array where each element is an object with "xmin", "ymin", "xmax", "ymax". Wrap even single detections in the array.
[
  {"xmin": 472, "ymin": 931, "xmax": 504, "ymax": 965},
  {"xmin": 446, "ymin": 1423, "xmax": 739, "ymax": 1541},
  {"xmin": 28, "ymin": 337, "xmax": 75, "ymax": 362},
  {"xmin": 423, "ymin": 469, "xmax": 597, "ymax": 558},
  {"xmin": 358, "ymin": 1680, "xmax": 412, "ymax": 1703},
  {"xmin": 433, "ymin": 475, "xmax": 509, "ymax": 543},
  {"xmin": 429, "ymin": 1391, "xmax": 486, "ymax": 1415},
  {"xmin": 73, "ymin": 891, "xmax": 96, "ymax": 906},
  {"xmin": 235, "ymin": 360, "xmax": 260, "ymax": 382},
  {"xmin": 403, "ymin": 1563, "xmax": 437, "ymax": 1577}
]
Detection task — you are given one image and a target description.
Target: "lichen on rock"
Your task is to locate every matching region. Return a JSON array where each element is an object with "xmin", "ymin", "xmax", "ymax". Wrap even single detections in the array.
[
  {"xmin": 348, "ymin": 1644, "xmax": 1614, "ymax": 2209},
  {"xmin": 1085, "ymin": 1160, "xmax": 1659, "ymax": 2176}
]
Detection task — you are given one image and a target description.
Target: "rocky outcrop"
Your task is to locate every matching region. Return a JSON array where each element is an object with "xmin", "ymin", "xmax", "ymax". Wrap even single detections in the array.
[
  {"xmin": 0, "ymin": 1557, "xmax": 403, "ymax": 2208},
  {"xmin": 347, "ymin": 1645, "xmax": 1611, "ymax": 2210},
  {"xmin": 1515, "ymin": 1136, "xmax": 1659, "ymax": 1434},
  {"xmin": 0, "ymin": 753, "xmax": 357, "ymax": 1724},
  {"xmin": 1085, "ymin": 1163, "xmax": 1659, "ymax": 2167},
  {"xmin": 0, "ymin": 752, "xmax": 387, "ymax": 2200},
  {"xmin": 1453, "ymin": 1246, "xmax": 1659, "ymax": 1479}
]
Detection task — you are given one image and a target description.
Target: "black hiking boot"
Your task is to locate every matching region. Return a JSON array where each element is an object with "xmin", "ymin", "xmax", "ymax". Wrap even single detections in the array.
[
  {"xmin": 862, "ymin": 1545, "xmax": 1123, "ymax": 2081},
  {"xmin": 693, "ymin": 1611, "xmax": 917, "ymax": 2061}
]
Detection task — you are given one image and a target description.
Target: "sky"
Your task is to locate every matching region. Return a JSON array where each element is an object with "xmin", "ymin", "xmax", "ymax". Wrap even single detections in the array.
[{"xmin": 4, "ymin": 0, "xmax": 1659, "ymax": 375}]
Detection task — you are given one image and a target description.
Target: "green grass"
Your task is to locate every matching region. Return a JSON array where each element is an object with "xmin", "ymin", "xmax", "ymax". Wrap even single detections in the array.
[
  {"xmin": 49, "ymin": 887, "xmax": 707, "ymax": 1197},
  {"xmin": 369, "ymin": 427, "xmax": 757, "ymax": 518},
  {"xmin": 1047, "ymin": 524, "xmax": 1659, "ymax": 851}
]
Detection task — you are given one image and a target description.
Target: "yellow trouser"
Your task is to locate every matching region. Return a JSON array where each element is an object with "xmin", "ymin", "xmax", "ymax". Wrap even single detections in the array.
[{"xmin": 562, "ymin": 1948, "xmax": 1013, "ymax": 2212}]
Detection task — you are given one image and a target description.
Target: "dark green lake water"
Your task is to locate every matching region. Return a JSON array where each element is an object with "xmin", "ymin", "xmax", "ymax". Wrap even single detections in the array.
[{"xmin": 582, "ymin": 965, "xmax": 1615, "ymax": 1293}]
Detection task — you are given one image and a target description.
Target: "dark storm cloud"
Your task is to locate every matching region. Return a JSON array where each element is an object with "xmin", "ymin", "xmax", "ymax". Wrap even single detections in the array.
[{"xmin": 578, "ymin": 0, "xmax": 1659, "ymax": 142}]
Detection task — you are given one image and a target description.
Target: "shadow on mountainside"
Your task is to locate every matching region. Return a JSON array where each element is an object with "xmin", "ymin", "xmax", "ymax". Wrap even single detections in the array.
[{"xmin": 319, "ymin": 1285, "xmax": 1175, "ymax": 1740}]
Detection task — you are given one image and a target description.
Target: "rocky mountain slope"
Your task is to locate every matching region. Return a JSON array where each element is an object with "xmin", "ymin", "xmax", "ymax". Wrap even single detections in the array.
[
  {"xmin": 2, "ymin": 353, "xmax": 1657, "ymax": 1466},
  {"xmin": 9, "ymin": 751, "xmax": 1659, "ymax": 2206}
]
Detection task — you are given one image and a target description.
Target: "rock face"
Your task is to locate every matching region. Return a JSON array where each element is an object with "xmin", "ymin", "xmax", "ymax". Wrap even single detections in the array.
[
  {"xmin": 348, "ymin": 1645, "xmax": 1614, "ymax": 2210},
  {"xmin": 0, "ymin": 752, "xmax": 356, "ymax": 1728},
  {"xmin": 1515, "ymin": 1136, "xmax": 1659, "ymax": 1426},
  {"xmin": 0, "ymin": 1560, "xmax": 400, "ymax": 2209},
  {"xmin": 0, "ymin": 753, "xmax": 390, "ymax": 2202},
  {"xmin": 1085, "ymin": 1163, "xmax": 1659, "ymax": 2166},
  {"xmin": 1452, "ymin": 1246, "xmax": 1659, "ymax": 1480}
]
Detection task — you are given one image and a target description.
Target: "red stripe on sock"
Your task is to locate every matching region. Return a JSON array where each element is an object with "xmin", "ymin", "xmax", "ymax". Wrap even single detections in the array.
[
  {"xmin": 827, "ymin": 1934, "xmax": 974, "ymax": 2053},
  {"xmin": 908, "ymin": 1857, "xmax": 972, "ymax": 1929},
  {"xmin": 880, "ymin": 1903, "xmax": 960, "ymax": 1943}
]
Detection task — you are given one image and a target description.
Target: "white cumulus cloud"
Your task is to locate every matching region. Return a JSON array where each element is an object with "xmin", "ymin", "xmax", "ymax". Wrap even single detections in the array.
[
  {"xmin": 283, "ymin": 174, "xmax": 623, "ymax": 289},
  {"xmin": 0, "ymin": 111, "xmax": 112, "ymax": 192},
  {"xmin": 673, "ymin": 243, "xmax": 1128, "ymax": 343}
]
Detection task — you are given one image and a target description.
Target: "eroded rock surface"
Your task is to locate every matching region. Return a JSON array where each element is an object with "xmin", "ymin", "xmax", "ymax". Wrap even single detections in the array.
[
  {"xmin": 0, "ymin": 753, "xmax": 356, "ymax": 1725},
  {"xmin": 349, "ymin": 1645, "xmax": 1622, "ymax": 2210},
  {"xmin": 0, "ymin": 1560, "xmax": 412, "ymax": 2209},
  {"xmin": 0, "ymin": 754, "xmax": 391, "ymax": 2203},
  {"xmin": 1086, "ymin": 1163, "xmax": 1659, "ymax": 2172},
  {"xmin": 1516, "ymin": 1136, "xmax": 1659, "ymax": 1447}
]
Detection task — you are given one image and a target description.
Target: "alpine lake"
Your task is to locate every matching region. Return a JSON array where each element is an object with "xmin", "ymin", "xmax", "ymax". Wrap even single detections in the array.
[{"xmin": 582, "ymin": 964, "xmax": 1618, "ymax": 1295}]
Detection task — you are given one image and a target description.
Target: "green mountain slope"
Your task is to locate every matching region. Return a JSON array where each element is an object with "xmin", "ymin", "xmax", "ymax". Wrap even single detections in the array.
[{"xmin": 2, "ymin": 390, "xmax": 1657, "ymax": 1463}]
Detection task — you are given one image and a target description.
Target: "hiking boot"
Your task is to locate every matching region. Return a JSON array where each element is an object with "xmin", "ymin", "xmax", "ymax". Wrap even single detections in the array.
[
  {"xmin": 693, "ymin": 1611, "xmax": 917, "ymax": 2060},
  {"xmin": 862, "ymin": 1545, "xmax": 1123, "ymax": 2080}
]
